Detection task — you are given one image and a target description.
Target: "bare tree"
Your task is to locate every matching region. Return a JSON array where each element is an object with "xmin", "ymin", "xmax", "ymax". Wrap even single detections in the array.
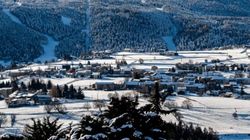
[
  {"xmin": 54, "ymin": 104, "xmax": 67, "ymax": 114},
  {"xmin": 139, "ymin": 58, "xmax": 144, "ymax": 64},
  {"xmin": 181, "ymin": 99, "xmax": 193, "ymax": 109},
  {"xmin": 83, "ymin": 101, "xmax": 91, "ymax": 111},
  {"xmin": 44, "ymin": 104, "xmax": 54, "ymax": 114},
  {"xmin": 0, "ymin": 112, "xmax": 7, "ymax": 128},
  {"xmin": 93, "ymin": 99, "xmax": 106, "ymax": 112},
  {"xmin": 10, "ymin": 114, "xmax": 16, "ymax": 127}
]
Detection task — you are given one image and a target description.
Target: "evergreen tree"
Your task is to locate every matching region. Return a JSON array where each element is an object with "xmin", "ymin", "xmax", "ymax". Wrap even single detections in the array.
[
  {"xmin": 141, "ymin": 81, "xmax": 177, "ymax": 115},
  {"xmin": 56, "ymin": 85, "xmax": 62, "ymax": 98},
  {"xmin": 47, "ymin": 80, "xmax": 53, "ymax": 89},
  {"xmin": 87, "ymin": 61, "xmax": 91, "ymax": 65},
  {"xmin": 20, "ymin": 82, "xmax": 27, "ymax": 91},
  {"xmin": 11, "ymin": 80, "xmax": 19, "ymax": 92},
  {"xmin": 63, "ymin": 85, "xmax": 69, "ymax": 98},
  {"xmin": 53, "ymin": 95, "xmax": 218, "ymax": 140},
  {"xmin": 23, "ymin": 117, "xmax": 62, "ymax": 140},
  {"xmin": 104, "ymin": 96, "xmax": 138, "ymax": 118},
  {"xmin": 69, "ymin": 84, "xmax": 75, "ymax": 99},
  {"xmin": 76, "ymin": 87, "xmax": 85, "ymax": 99},
  {"xmin": 150, "ymin": 81, "xmax": 161, "ymax": 114},
  {"xmin": 42, "ymin": 83, "xmax": 48, "ymax": 93}
]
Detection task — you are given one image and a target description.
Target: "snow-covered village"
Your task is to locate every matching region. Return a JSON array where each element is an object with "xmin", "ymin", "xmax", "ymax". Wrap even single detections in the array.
[
  {"xmin": 1, "ymin": 0, "xmax": 250, "ymax": 139},
  {"xmin": 0, "ymin": 47, "xmax": 249, "ymax": 139}
]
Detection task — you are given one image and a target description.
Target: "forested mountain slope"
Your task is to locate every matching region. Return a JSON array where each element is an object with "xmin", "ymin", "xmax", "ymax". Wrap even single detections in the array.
[{"xmin": 0, "ymin": 0, "xmax": 249, "ymax": 62}]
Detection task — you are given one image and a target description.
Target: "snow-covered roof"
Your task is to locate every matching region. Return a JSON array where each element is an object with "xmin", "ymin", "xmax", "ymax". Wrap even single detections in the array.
[{"xmin": 95, "ymin": 81, "xmax": 114, "ymax": 85}]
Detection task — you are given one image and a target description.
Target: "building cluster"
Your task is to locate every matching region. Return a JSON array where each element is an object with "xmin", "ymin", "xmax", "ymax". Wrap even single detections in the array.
[{"xmin": 0, "ymin": 57, "xmax": 250, "ymax": 107}]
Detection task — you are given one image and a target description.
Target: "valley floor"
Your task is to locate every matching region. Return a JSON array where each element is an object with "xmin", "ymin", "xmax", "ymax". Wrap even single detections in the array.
[
  {"xmin": 1, "ymin": 94, "xmax": 250, "ymax": 139},
  {"xmin": 0, "ymin": 48, "xmax": 250, "ymax": 139}
]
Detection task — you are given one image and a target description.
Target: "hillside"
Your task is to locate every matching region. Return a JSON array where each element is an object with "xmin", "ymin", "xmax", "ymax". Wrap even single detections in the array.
[
  {"xmin": 0, "ymin": 0, "xmax": 249, "ymax": 62},
  {"xmin": 91, "ymin": 0, "xmax": 250, "ymax": 51}
]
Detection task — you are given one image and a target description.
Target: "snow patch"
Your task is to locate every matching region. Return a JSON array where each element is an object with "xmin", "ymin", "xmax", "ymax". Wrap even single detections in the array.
[
  {"xmin": 163, "ymin": 36, "xmax": 177, "ymax": 51},
  {"xmin": 133, "ymin": 130, "xmax": 143, "ymax": 138},
  {"xmin": 16, "ymin": 2, "xmax": 22, "ymax": 6},
  {"xmin": 61, "ymin": 16, "xmax": 71, "ymax": 26},
  {"xmin": 146, "ymin": 112, "xmax": 157, "ymax": 117},
  {"xmin": 2, "ymin": 9, "xmax": 23, "ymax": 25},
  {"xmin": 121, "ymin": 124, "xmax": 133, "ymax": 129},
  {"xmin": 35, "ymin": 35, "xmax": 58, "ymax": 62},
  {"xmin": 0, "ymin": 60, "xmax": 11, "ymax": 67},
  {"xmin": 156, "ymin": 7, "xmax": 164, "ymax": 11}
]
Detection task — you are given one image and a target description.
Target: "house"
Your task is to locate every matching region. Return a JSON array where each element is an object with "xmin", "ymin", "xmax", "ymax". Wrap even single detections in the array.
[
  {"xmin": 124, "ymin": 48, "xmax": 132, "ymax": 52},
  {"xmin": 126, "ymin": 80, "xmax": 140, "ymax": 90},
  {"xmin": 33, "ymin": 90, "xmax": 52, "ymax": 105},
  {"xmin": 92, "ymin": 72, "xmax": 101, "ymax": 79},
  {"xmin": 6, "ymin": 98, "xmax": 32, "ymax": 108},
  {"xmin": 140, "ymin": 81, "xmax": 155, "ymax": 94},
  {"xmin": 76, "ymin": 70, "xmax": 92, "ymax": 78},
  {"xmin": 122, "ymin": 68, "xmax": 132, "ymax": 77},
  {"xmin": 95, "ymin": 81, "xmax": 115, "ymax": 90},
  {"xmin": 66, "ymin": 69, "xmax": 76, "ymax": 77},
  {"xmin": 0, "ymin": 87, "xmax": 12, "ymax": 97},
  {"xmin": 186, "ymin": 83, "xmax": 205, "ymax": 95},
  {"xmin": 7, "ymin": 91, "xmax": 36, "ymax": 107},
  {"xmin": 35, "ymin": 94, "xmax": 52, "ymax": 105},
  {"xmin": 62, "ymin": 64, "xmax": 71, "ymax": 70}
]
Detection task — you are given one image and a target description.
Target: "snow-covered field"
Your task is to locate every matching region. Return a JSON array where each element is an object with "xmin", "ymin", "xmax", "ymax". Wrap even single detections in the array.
[
  {"xmin": 1, "ymin": 94, "xmax": 250, "ymax": 139},
  {"xmin": 113, "ymin": 48, "xmax": 250, "ymax": 70},
  {"xmin": 168, "ymin": 95, "xmax": 250, "ymax": 139},
  {"xmin": 46, "ymin": 48, "xmax": 249, "ymax": 71},
  {"xmin": 0, "ymin": 90, "xmax": 136, "ymax": 134},
  {"xmin": 3, "ymin": 48, "xmax": 249, "ymax": 71}
]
